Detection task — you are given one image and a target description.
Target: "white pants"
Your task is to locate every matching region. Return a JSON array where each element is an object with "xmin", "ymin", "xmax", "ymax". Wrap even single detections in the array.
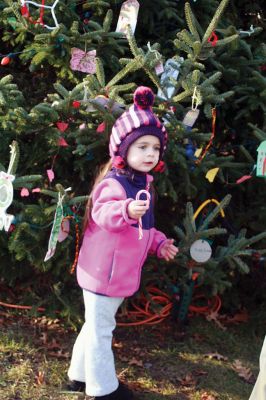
[
  {"xmin": 249, "ymin": 336, "xmax": 266, "ymax": 400},
  {"xmin": 68, "ymin": 290, "xmax": 124, "ymax": 397}
]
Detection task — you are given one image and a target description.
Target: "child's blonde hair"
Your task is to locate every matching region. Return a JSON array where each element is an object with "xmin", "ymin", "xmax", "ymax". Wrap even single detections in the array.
[{"xmin": 82, "ymin": 159, "xmax": 112, "ymax": 234}]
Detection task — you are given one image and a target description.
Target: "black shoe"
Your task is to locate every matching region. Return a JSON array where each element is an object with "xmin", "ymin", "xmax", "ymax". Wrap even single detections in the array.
[
  {"xmin": 62, "ymin": 379, "xmax": 85, "ymax": 394},
  {"xmin": 94, "ymin": 382, "xmax": 134, "ymax": 400}
]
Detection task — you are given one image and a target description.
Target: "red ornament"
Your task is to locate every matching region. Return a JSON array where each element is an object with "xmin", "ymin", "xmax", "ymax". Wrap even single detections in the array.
[
  {"xmin": 72, "ymin": 100, "xmax": 81, "ymax": 108},
  {"xmin": 208, "ymin": 31, "xmax": 218, "ymax": 47},
  {"xmin": 96, "ymin": 122, "xmax": 106, "ymax": 133},
  {"xmin": 1, "ymin": 56, "xmax": 10, "ymax": 66},
  {"xmin": 56, "ymin": 121, "xmax": 69, "ymax": 132},
  {"xmin": 58, "ymin": 137, "xmax": 69, "ymax": 147},
  {"xmin": 21, "ymin": 5, "xmax": 29, "ymax": 17}
]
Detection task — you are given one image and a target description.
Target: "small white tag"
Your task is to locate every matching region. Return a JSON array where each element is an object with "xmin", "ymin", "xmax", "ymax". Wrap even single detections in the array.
[
  {"xmin": 190, "ymin": 239, "xmax": 212, "ymax": 263},
  {"xmin": 183, "ymin": 109, "xmax": 200, "ymax": 128}
]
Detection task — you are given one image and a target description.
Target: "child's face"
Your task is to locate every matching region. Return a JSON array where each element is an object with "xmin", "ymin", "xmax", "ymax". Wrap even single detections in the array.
[{"xmin": 127, "ymin": 135, "xmax": 160, "ymax": 172}]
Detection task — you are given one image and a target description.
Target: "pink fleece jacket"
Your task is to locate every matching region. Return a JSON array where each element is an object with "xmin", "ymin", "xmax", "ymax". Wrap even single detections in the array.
[{"xmin": 77, "ymin": 174, "xmax": 167, "ymax": 297}]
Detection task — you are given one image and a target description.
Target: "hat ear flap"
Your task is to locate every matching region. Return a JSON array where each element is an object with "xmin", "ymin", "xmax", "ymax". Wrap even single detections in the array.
[
  {"xmin": 112, "ymin": 156, "xmax": 126, "ymax": 169},
  {"xmin": 153, "ymin": 160, "xmax": 165, "ymax": 173}
]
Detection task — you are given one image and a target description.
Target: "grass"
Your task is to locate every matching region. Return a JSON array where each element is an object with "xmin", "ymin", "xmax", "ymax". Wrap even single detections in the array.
[{"xmin": 0, "ymin": 307, "xmax": 264, "ymax": 400}]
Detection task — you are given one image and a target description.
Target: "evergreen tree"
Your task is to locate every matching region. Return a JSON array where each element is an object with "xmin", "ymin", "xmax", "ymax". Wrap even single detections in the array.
[{"xmin": 0, "ymin": 0, "xmax": 265, "ymax": 320}]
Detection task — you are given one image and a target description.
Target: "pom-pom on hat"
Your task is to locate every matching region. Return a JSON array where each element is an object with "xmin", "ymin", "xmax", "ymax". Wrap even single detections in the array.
[{"xmin": 109, "ymin": 86, "xmax": 168, "ymax": 163}]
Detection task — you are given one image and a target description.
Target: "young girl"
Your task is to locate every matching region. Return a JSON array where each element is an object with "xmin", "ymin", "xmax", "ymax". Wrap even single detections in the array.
[{"xmin": 66, "ymin": 86, "xmax": 179, "ymax": 400}]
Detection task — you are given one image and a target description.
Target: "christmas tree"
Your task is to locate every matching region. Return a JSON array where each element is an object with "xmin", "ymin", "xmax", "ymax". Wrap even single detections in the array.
[{"xmin": 0, "ymin": 0, "xmax": 265, "ymax": 321}]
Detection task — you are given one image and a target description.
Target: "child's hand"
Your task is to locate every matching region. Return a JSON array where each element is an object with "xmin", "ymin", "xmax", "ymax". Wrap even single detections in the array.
[
  {"xmin": 128, "ymin": 199, "xmax": 150, "ymax": 219},
  {"xmin": 160, "ymin": 239, "xmax": 179, "ymax": 261}
]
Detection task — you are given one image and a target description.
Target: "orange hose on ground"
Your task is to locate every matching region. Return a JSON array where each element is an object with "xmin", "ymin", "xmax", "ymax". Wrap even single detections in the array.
[{"xmin": 0, "ymin": 286, "xmax": 221, "ymax": 326}]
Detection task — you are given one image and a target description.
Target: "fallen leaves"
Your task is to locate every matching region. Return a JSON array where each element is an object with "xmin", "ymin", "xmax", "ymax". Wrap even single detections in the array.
[
  {"xmin": 178, "ymin": 372, "xmax": 197, "ymax": 387},
  {"xmin": 201, "ymin": 392, "xmax": 217, "ymax": 400},
  {"xmin": 35, "ymin": 370, "xmax": 45, "ymax": 385},
  {"xmin": 232, "ymin": 359, "xmax": 255, "ymax": 384}
]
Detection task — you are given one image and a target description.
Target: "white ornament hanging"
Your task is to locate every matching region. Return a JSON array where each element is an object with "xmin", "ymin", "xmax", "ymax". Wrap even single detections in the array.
[
  {"xmin": 115, "ymin": 0, "xmax": 140, "ymax": 35},
  {"xmin": 190, "ymin": 239, "xmax": 212, "ymax": 263},
  {"xmin": 157, "ymin": 57, "xmax": 184, "ymax": 100},
  {"xmin": 0, "ymin": 171, "xmax": 15, "ymax": 232}
]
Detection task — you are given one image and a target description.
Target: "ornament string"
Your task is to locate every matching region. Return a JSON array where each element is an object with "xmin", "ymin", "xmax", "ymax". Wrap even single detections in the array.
[
  {"xmin": 135, "ymin": 190, "xmax": 151, "ymax": 240},
  {"xmin": 60, "ymin": 215, "xmax": 80, "ymax": 274},
  {"xmin": 195, "ymin": 108, "xmax": 216, "ymax": 164}
]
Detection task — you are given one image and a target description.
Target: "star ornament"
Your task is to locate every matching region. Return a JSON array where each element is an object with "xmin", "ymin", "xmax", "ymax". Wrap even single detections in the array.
[{"xmin": 70, "ymin": 48, "xmax": 97, "ymax": 74}]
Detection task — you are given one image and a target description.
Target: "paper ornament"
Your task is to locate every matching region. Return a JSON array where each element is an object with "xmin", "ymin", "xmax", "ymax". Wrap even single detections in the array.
[
  {"xmin": 0, "ymin": 171, "xmax": 15, "ymax": 232},
  {"xmin": 47, "ymin": 169, "xmax": 55, "ymax": 182},
  {"xmin": 44, "ymin": 194, "xmax": 64, "ymax": 261},
  {"xmin": 58, "ymin": 137, "xmax": 69, "ymax": 147},
  {"xmin": 182, "ymin": 109, "xmax": 200, "ymax": 130},
  {"xmin": 97, "ymin": 122, "xmax": 106, "ymax": 133},
  {"xmin": 56, "ymin": 121, "xmax": 69, "ymax": 132},
  {"xmin": 58, "ymin": 218, "xmax": 70, "ymax": 242},
  {"xmin": 20, "ymin": 187, "xmax": 30, "ymax": 197},
  {"xmin": 206, "ymin": 167, "xmax": 219, "ymax": 183},
  {"xmin": 208, "ymin": 31, "xmax": 218, "ymax": 47},
  {"xmin": 86, "ymin": 95, "xmax": 125, "ymax": 114},
  {"xmin": 190, "ymin": 239, "xmax": 212, "ymax": 263},
  {"xmin": 194, "ymin": 148, "xmax": 203, "ymax": 158},
  {"xmin": 115, "ymin": 0, "xmax": 139, "ymax": 35},
  {"xmin": 70, "ymin": 48, "xmax": 96, "ymax": 74},
  {"xmin": 236, "ymin": 175, "xmax": 252, "ymax": 184},
  {"xmin": 256, "ymin": 140, "xmax": 266, "ymax": 177},
  {"xmin": 157, "ymin": 58, "xmax": 184, "ymax": 100}
]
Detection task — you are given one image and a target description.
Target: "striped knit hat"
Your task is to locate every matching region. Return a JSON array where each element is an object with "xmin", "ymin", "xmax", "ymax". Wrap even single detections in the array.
[{"xmin": 109, "ymin": 87, "xmax": 168, "ymax": 165}]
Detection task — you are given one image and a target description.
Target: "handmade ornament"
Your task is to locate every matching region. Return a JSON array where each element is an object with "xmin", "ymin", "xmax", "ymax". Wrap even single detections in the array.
[
  {"xmin": 20, "ymin": 187, "xmax": 30, "ymax": 197},
  {"xmin": 182, "ymin": 87, "xmax": 201, "ymax": 131},
  {"xmin": 239, "ymin": 24, "xmax": 255, "ymax": 37},
  {"xmin": 7, "ymin": 17, "xmax": 18, "ymax": 30},
  {"xmin": 0, "ymin": 171, "xmax": 15, "ymax": 232},
  {"xmin": 96, "ymin": 122, "xmax": 106, "ymax": 133},
  {"xmin": 58, "ymin": 218, "xmax": 70, "ymax": 242},
  {"xmin": 183, "ymin": 109, "xmax": 200, "ymax": 130},
  {"xmin": 44, "ymin": 193, "xmax": 64, "ymax": 261},
  {"xmin": 256, "ymin": 141, "xmax": 266, "ymax": 177},
  {"xmin": 85, "ymin": 94, "xmax": 125, "ymax": 114},
  {"xmin": 20, "ymin": 0, "xmax": 59, "ymax": 30},
  {"xmin": 147, "ymin": 42, "xmax": 164, "ymax": 76},
  {"xmin": 157, "ymin": 58, "xmax": 183, "ymax": 100},
  {"xmin": 190, "ymin": 239, "xmax": 212, "ymax": 263},
  {"xmin": 47, "ymin": 169, "xmax": 54, "ymax": 182},
  {"xmin": 236, "ymin": 175, "xmax": 252, "ymax": 184},
  {"xmin": 208, "ymin": 31, "xmax": 218, "ymax": 46},
  {"xmin": 206, "ymin": 167, "xmax": 219, "ymax": 183},
  {"xmin": 195, "ymin": 108, "xmax": 216, "ymax": 164},
  {"xmin": 116, "ymin": 0, "xmax": 139, "ymax": 35},
  {"xmin": 56, "ymin": 121, "xmax": 69, "ymax": 132},
  {"xmin": 0, "ymin": 142, "xmax": 18, "ymax": 232},
  {"xmin": 194, "ymin": 148, "xmax": 203, "ymax": 158},
  {"xmin": 70, "ymin": 48, "xmax": 96, "ymax": 74},
  {"xmin": 58, "ymin": 137, "xmax": 69, "ymax": 147}
]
